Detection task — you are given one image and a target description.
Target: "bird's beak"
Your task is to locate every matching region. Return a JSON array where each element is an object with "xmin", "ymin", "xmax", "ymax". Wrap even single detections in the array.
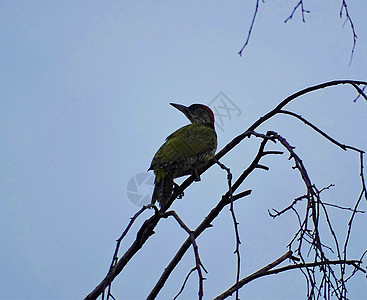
[{"xmin": 170, "ymin": 103, "xmax": 190, "ymax": 119}]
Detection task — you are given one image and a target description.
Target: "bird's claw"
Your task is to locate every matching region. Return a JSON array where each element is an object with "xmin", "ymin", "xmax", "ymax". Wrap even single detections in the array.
[
  {"xmin": 173, "ymin": 182, "xmax": 184, "ymax": 199},
  {"xmin": 193, "ymin": 168, "xmax": 201, "ymax": 182}
]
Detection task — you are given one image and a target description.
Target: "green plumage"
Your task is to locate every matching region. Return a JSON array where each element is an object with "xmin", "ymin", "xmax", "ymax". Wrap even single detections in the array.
[{"xmin": 149, "ymin": 105, "xmax": 217, "ymax": 209}]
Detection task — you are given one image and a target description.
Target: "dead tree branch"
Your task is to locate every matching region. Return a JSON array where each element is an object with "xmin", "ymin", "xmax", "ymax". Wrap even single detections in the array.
[
  {"xmin": 284, "ymin": 0, "xmax": 310, "ymax": 23},
  {"xmin": 84, "ymin": 80, "xmax": 367, "ymax": 300},
  {"xmin": 238, "ymin": 0, "xmax": 262, "ymax": 56},
  {"xmin": 147, "ymin": 135, "xmax": 273, "ymax": 300},
  {"xmin": 215, "ymin": 160, "xmax": 241, "ymax": 300},
  {"xmin": 214, "ymin": 258, "xmax": 364, "ymax": 300},
  {"xmin": 340, "ymin": 0, "xmax": 358, "ymax": 64},
  {"xmin": 162, "ymin": 210, "xmax": 207, "ymax": 300},
  {"xmin": 239, "ymin": 1, "xmax": 359, "ymax": 61}
]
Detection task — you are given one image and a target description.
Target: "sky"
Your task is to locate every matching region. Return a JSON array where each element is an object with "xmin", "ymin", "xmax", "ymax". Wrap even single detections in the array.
[{"xmin": 1, "ymin": 1, "xmax": 366, "ymax": 299}]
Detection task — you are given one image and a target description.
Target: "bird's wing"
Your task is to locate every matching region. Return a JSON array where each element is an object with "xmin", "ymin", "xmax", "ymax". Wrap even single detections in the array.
[{"xmin": 150, "ymin": 124, "xmax": 216, "ymax": 169}]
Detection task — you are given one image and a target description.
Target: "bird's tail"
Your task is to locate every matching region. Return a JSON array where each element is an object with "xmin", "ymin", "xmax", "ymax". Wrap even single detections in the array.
[{"xmin": 151, "ymin": 173, "xmax": 173, "ymax": 211}]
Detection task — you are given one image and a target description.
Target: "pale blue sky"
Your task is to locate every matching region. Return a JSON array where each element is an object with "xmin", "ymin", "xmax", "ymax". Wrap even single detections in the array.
[{"xmin": 1, "ymin": 1, "xmax": 366, "ymax": 299}]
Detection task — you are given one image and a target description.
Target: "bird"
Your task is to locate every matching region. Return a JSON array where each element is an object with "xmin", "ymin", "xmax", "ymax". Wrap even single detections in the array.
[{"xmin": 149, "ymin": 103, "xmax": 217, "ymax": 210}]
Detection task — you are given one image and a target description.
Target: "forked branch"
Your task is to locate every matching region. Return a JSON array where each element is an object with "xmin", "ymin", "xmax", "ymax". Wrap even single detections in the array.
[{"xmin": 84, "ymin": 80, "xmax": 367, "ymax": 300}]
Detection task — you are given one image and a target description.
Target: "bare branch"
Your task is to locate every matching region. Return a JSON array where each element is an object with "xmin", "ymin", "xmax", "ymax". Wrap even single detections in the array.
[
  {"xmin": 214, "ymin": 258, "xmax": 364, "ymax": 300},
  {"xmin": 216, "ymin": 160, "xmax": 241, "ymax": 300},
  {"xmin": 340, "ymin": 0, "xmax": 358, "ymax": 64},
  {"xmin": 85, "ymin": 80, "xmax": 367, "ymax": 299},
  {"xmin": 268, "ymin": 194, "xmax": 307, "ymax": 218},
  {"xmin": 352, "ymin": 84, "xmax": 367, "ymax": 102},
  {"xmin": 111, "ymin": 204, "xmax": 158, "ymax": 269},
  {"xmin": 211, "ymin": 80, "xmax": 367, "ymax": 168},
  {"xmin": 213, "ymin": 250, "xmax": 294, "ymax": 300},
  {"xmin": 341, "ymin": 152, "xmax": 367, "ymax": 295},
  {"xmin": 240, "ymin": 1, "xmax": 361, "ymax": 61},
  {"xmin": 163, "ymin": 211, "xmax": 206, "ymax": 300},
  {"xmin": 238, "ymin": 0, "xmax": 261, "ymax": 56},
  {"xmin": 263, "ymin": 131, "xmax": 354, "ymax": 297},
  {"xmin": 173, "ymin": 268, "xmax": 196, "ymax": 300},
  {"xmin": 278, "ymin": 110, "xmax": 349, "ymax": 151},
  {"xmin": 232, "ymin": 190, "xmax": 252, "ymax": 201},
  {"xmin": 147, "ymin": 138, "xmax": 269, "ymax": 299},
  {"xmin": 103, "ymin": 204, "xmax": 158, "ymax": 300},
  {"xmin": 318, "ymin": 201, "xmax": 365, "ymax": 213},
  {"xmin": 284, "ymin": 0, "xmax": 310, "ymax": 23}
]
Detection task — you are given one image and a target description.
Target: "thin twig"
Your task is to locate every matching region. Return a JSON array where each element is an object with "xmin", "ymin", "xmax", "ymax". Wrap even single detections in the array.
[
  {"xmin": 110, "ymin": 204, "xmax": 157, "ymax": 270},
  {"xmin": 105, "ymin": 204, "xmax": 158, "ymax": 299},
  {"xmin": 285, "ymin": 0, "xmax": 310, "ymax": 23},
  {"xmin": 341, "ymin": 152, "xmax": 367, "ymax": 290},
  {"xmin": 267, "ymin": 131, "xmax": 344, "ymax": 297},
  {"xmin": 353, "ymin": 84, "xmax": 367, "ymax": 102},
  {"xmin": 238, "ymin": 0, "xmax": 261, "ymax": 56},
  {"xmin": 173, "ymin": 268, "xmax": 197, "ymax": 300},
  {"xmin": 163, "ymin": 211, "xmax": 207, "ymax": 300},
  {"xmin": 278, "ymin": 110, "xmax": 349, "ymax": 151},
  {"xmin": 216, "ymin": 160, "xmax": 241, "ymax": 300},
  {"xmin": 213, "ymin": 251, "xmax": 294, "ymax": 300},
  {"xmin": 340, "ymin": 0, "xmax": 358, "ymax": 64},
  {"xmin": 318, "ymin": 201, "xmax": 365, "ymax": 213},
  {"xmin": 268, "ymin": 194, "xmax": 307, "ymax": 218},
  {"xmin": 214, "ymin": 259, "xmax": 363, "ymax": 300}
]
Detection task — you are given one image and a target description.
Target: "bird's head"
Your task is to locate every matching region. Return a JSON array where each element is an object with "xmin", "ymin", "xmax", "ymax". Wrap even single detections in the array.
[{"xmin": 170, "ymin": 103, "xmax": 215, "ymax": 127}]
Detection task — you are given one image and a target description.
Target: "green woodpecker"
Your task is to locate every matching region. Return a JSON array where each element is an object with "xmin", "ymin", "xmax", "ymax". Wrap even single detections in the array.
[{"xmin": 149, "ymin": 103, "xmax": 217, "ymax": 210}]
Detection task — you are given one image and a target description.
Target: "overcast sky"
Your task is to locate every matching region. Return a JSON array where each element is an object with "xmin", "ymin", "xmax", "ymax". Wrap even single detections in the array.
[{"xmin": 1, "ymin": 1, "xmax": 366, "ymax": 299}]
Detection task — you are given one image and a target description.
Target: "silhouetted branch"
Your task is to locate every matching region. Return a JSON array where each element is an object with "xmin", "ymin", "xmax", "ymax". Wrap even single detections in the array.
[
  {"xmin": 318, "ymin": 201, "xmax": 365, "ymax": 213},
  {"xmin": 281, "ymin": 136, "xmax": 342, "ymax": 296},
  {"xmin": 268, "ymin": 194, "xmax": 307, "ymax": 218},
  {"xmin": 211, "ymin": 80, "xmax": 367, "ymax": 166},
  {"xmin": 239, "ymin": 1, "xmax": 359, "ymax": 60},
  {"xmin": 102, "ymin": 204, "xmax": 158, "ymax": 300},
  {"xmin": 284, "ymin": 0, "xmax": 310, "ymax": 23},
  {"xmin": 232, "ymin": 190, "xmax": 252, "ymax": 201},
  {"xmin": 215, "ymin": 160, "xmax": 241, "ymax": 300},
  {"xmin": 239, "ymin": 0, "xmax": 314, "ymax": 54},
  {"xmin": 147, "ymin": 136, "xmax": 271, "ymax": 299},
  {"xmin": 173, "ymin": 267, "xmax": 196, "ymax": 300},
  {"xmin": 341, "ymin": 152, "xmax": 367, "ymax": 297},
  {"xmin": 264, "ymin": 128, "xmax": 366, "ymax": 298},
  {"xmin": 84, "ymin": 80, "xmax": 367, "ymax": 299},
  {"xmin": 278, "ymin": 110, "xmax": 349, "ymax": 150},
  {"xmin": 163, "ymin": 210, "xmax": 206, "ymax": 300},
  {"xmin": 238, "ymin": 0, "xmax": 262, "ymax": 56},
  {"xmin": 340, "ymin": 0, "xmax": 358, "ymax": 64},
  {"xmin": 213, "ymin": 250, "xmax": 294, "ymax": 300},
  {"xmin": 353, "ymin": 84, "xmax": 367, "ymax": 102},
  {"xmin": 214, "ymin": 258, "xmax": 364, "ymax": 300}
]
